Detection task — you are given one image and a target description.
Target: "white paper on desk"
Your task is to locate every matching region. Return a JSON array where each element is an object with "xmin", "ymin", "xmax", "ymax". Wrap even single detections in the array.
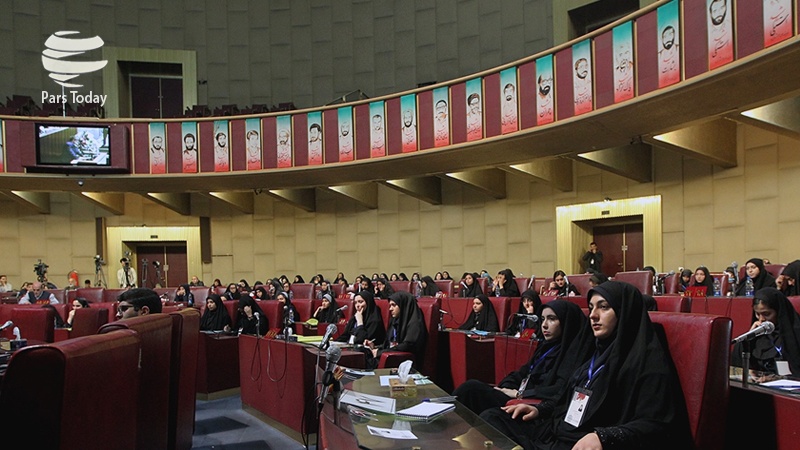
[
  {"xmin": 379, "ymin": 374, "xmax": 433, "ymax": 386},
  {"xmin": 367, "ymin": 425, "xmax": 418, "ymax": 440},
  {"xmin": 760, "ymin": 379, "xmax": 800, "ymax": 390},
  {"xmin": 339, "ymin": 389, "xmax": 396, "ymax": 414},
  {"xmin": 344, "ymin": 368, "xmax": 376, "ymax": 376}
]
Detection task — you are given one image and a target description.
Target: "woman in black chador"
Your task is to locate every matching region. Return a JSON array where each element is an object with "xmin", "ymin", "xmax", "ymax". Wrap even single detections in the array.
[
  {"xmin": 481, "ymin": 281, "xmax": 691, "ymax": 450},
  {"xmin": 458, "ymin": 294, "xmax": 500, "ymax": 332},
  {"xmin": 364, "ymin": 291, "xmax": 426, "ymax": 370},
  {"xmin": 454, "ymin": 300, "xmax": 593, "ymax": 415}
]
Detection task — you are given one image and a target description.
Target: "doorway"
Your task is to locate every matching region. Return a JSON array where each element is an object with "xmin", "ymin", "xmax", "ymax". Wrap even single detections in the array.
[
  {"xmin": 592, "ymin": 222, "xmax": 644, "ymax": 277},
  {"xmin": 135, "ymin": 243, "xmax": 188, "ymax": 288}
]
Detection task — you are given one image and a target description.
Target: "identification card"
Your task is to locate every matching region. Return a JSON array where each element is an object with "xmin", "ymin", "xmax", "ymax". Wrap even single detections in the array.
[
  {"xmin": 517, "ymin": 376, "xmax": 530, "ymax": 397},
  {"xmin": 564, "ymin": 387, "xmax": 591, "ymax": 427},
  {"xmin": 776, "ymin": 360, "xmax": 791, "ymax": 376}
]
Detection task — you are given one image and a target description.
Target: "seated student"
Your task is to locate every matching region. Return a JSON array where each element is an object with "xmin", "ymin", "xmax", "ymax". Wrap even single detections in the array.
[
  {"xmin": 690, "ymin": 266, "xmax": 714, "ymax": 293},
  {"xmin": 18, "ymin": 281, "xmax": 59, "ymax": 304},
  {"xmin": 363, "ymin": 291, "xmax": 426, "ymax": 370},
  {"xmin": 459, "ymin": 294, "xmax": 500, "ymax": 332},
  {"xmin": 780, "ymin": 260, "xmax": 800, "ymax": 297},
  {"xmin": 252, "ymin": 285, "xmax": 269, "ymax": 300},
  {"xmin": 276, "ymin": 290, "xmax": 299, "ymax": 331},
  {"xmin": 315, "ymin": 279, "xmax": 335, "ymax": 300},
  {"xmin": 460, "ymin": 272, "xmax": 484, "ymax": 298},
  {"xmin": 736, "ymin": 258, "xmax": 777, "ymax": 296},
  {"xmin": 481, "ymin": 281, "xmax": 691, "ymax": 450},
  {"xmin": 587, "ymin": 271, "xmax": 608, "ymax": 289},
  {"xmin": 678, "ymin": 269, "xmax": 693, "ymax": 293},
  {"xmin": 200, "ymin": 294, "xmax": 233, "ymax": 332},
  {"xmin": 235, "ymin": 296, "xmax": 268, "ymax": 336},
  {"xmin": 313, "ymin": 293, "xmax": 339, "ymax": 323},
  {"xmin": 174, "ymin": 284, "xmax": 195, "ymax": 307},
  {"xmin": 491, "ymin": 268, "xmax": 521, "ymax": 297},
  {"xmin": 66, "ymin": 298, "xmax": 91, "ymax": 328},
  {"xmin": 509, "ymin": 290, "xmax": 542, "ymax": 336},
  {"xmin": 374, "ymin": 278, "xmax": 395, "ymax": 299},
  {"xmin": 732, "ymin": 287, "xmax": 800, "ymax": 381},
  {"xmin": 224, "ymin": 283, "xmax": 241, "ymax": 301},
  {"xmin": 542, "ymin": 270, "xmax": 580, "ymax": 297},
  {"xmin": 454, "ymin": 300, "xmax": 593, "ymax": 415},
  {"xmin": 419, "ymin": 276, "xmax": 441, "ymax": 297},
  {"xmin": 337, "ymin": 291, "xmax": 386, "ymax": 346}
]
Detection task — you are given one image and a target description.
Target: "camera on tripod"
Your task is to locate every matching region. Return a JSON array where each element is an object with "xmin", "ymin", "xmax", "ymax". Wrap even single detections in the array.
[
  {"xmin": 94, "ymin": 255, "xmax": 105, "ymax": 270},
  {"xmin": 33, "ymin": 259, "xmax": 49, "ymax": 282}
]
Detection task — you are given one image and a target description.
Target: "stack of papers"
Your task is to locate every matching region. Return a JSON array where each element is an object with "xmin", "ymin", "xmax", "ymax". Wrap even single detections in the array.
[
  {"xmin": 395, "ymin": 402, "xmax": 455, "ymax": 421},
  {"xmin": 339, "ymin": 390, "xmax": 396, "ymax": 414}
]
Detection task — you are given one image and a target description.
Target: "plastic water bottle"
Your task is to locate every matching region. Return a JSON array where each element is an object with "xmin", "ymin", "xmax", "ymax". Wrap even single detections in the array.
[
  {"xmin": 289, "ymin": 309, "xmax": 295, "ymax": 324},
  {"xmin": 713, "ymin": 278, "xmax": 721, "ymax": 297},
  {"xmin": 727, "ymin": 275, "xmax": 735, "ymax": 297},
  {"xmin": 745, "ymin": 277, "xmax": 754, "ymax": 297}
]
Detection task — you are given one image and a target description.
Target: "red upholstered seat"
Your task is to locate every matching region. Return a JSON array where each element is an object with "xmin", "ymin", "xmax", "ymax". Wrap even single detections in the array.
[
  {"xmin": 0, "ymin": 329, "xmax": 141, "ymax": 450},
  {"xmin": 90, "ymin": 301, "xmax": 119, "ymax": 323},
  {"xmin": 613, "ymin": 271, "xmax": 653, "ymax": 295},
  {"xmin": 7, "ymin": 307, "xmax": 56, "ymax": 343},
  {"xmin": 533, "ymin": 278, "xmax": 546, "ymax": 295},
  {"xmin": 438, "ymin": 297, "xmax": 475, "ymax": 329},
  {"xmin": 290, "ymin": 283, "xmax": 315, "ymax": 299},
  {"xmin": 70, "ymin": 307, "xmax": 109, "ymax": 337},
  {"xmin": 214, "ymin": 286, "xmax": 226, "ymax": 296},
  {"xmin": 389, "ymin": 280, "xmax": 412, "ymax": 294},
  {"xmin": 168, "ymin": 309, "xmax": 200, "ymax": 450},
  {"xmin": 378, "ymin": 297, "xmax": 441, "ymax": 380},
  {"xmin": 103, "ymin": 288, "xmax": 129, "ymax": 303},
  {"xmin": 99, "ymin": 314, "xmax": 174, "ymax": 450},
  {"xmin": 789, "ymin": 296, "xmax": 800, "ymax": 315},
  {"xmin": 649, "ymin": 312, "xmax": 731, "ymax": 450},
  {"xmin": 190, "ymin": 286, "xmax": 211, "ymax": 306},
  {"xmin": 435, "ymin": 280, "xmax": 454, "ymax": 297},
  {"xmin": 690, "ymin": 296, "xmax": 754, "ymax": 338},
  {"xmin": 330, "ymin": 283, "xmax": 347, "ymax": 298},
  {"xmin": 663, "ymin": 273, "xmax": 679, "ymax": 294},
  {"xmin": 653, "ymin": 295, "xmax": 690, "ymax": 312},
  {"xmin": 292, "ymin": 298, "xmax": 314, "ymax": 322},
  {"xmin": 514, "ymin": 277, "xmax": 531, "ymax": 295},
  {"xmin": 567, "ymin": 274, "xmax": 591, "ymax": 297},
  {"xmin": 76, "ymin": 287, "xmax": 104, "ymax": 303},
  {"xmin": 488, "ymin": 297, "xmax": 513, "ymax": 332}
]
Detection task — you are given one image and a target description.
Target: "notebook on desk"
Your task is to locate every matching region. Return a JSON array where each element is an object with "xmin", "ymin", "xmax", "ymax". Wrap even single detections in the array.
[{"xmin": 395, "ymin": 402, "xmax": 455, "ymax": 421}]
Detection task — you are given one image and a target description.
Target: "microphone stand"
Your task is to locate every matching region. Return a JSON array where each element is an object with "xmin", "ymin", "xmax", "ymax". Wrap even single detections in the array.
[{"xmin": 741, "ymin": 340, "xmax": 751, "ymax": 389}]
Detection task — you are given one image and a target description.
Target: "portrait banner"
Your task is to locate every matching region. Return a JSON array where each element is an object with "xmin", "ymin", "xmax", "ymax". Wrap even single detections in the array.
[
  {"xmin": 212, "ymin": 120, "xmax": 230, "ymax": 172},
  {"xmin": 500, "ymin": 67, "xmax": 519, "ymax": 134},
  {"xmin": 338, "ymin": 106, "xmax": 354, "ymax": 162},
  {"xmin": 764, "ymin": 0, "xmax": 793, "ymax": 47},
  {"xmin": 572, "ymin": 39, "xmax": 593, "ymax": 115},
  {"xmin": 307, "ymin": 111, "xmax": 323, "ymax": 165},
  {"xmin": 465, "ymin": 78, "xmax": 483, "ymax": 141},
  {"xmin": 181, "ymin": 122, "xmax": 198, "ymax": 173},
  {"xmin": 245, "ymin": 118, "xmax": 262, "ymax": 170},
  {"xmin": 369, "ymin": 101, "xmax": 386, "ymax": 157},
  {"xmin": 613, "ymin": 22, "xmax": 635, "ymax": 103},
  {"xmin": 148, "ymin": 122, "xmax": 166, "ymax": 174},
  {"xmin": 276, "ymin": 115, "xmax": 292, "ymax": 168},
  {"xmin": 536, "ymin": 55, "xmax": 555, "ymax": 125},
  {"xmin": 400, "ymin": 94, "xmax": 417, "ymax": 152},
  {"xmin": 707, "ymin": 0, "xmax": 734, "ymax": 69},
  {"xmin": 433, "ymin": 87, "xmax": 450, "ymax": 147},
  {"xmin": 657, "ymin": 0, "xmax": 681, "ymax": 88}
]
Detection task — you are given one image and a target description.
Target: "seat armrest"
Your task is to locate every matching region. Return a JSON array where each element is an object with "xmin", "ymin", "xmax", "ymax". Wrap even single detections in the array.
[
  {"xmin": 505, "ymin": 398, "xmax": 542, "ymax": 406},
  {"xmin": 378, "ymin": 351, "xmax": 415, "ymax": 368}
]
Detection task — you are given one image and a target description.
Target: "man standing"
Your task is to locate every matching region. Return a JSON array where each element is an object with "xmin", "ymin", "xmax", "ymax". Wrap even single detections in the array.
[
  {"xmin": 117, "ymin": 258, "xmax": 137, "ymax": 288},
  {"xmin": 582, "ymin": 242, "xmax": 604, "ymax": 272},
  {"xmin": 116, "ymin": 288, "xmax": 162, "ymax": 320},
  {"xmin": 18, "ymin": 281, "xmax": 58, "ymax": 304}
]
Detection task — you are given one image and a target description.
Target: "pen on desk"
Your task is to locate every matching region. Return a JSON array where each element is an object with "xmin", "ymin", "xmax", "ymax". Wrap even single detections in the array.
[{"xmin": 423, "ymin": 396, "xmax": 457, "ymax": 403}]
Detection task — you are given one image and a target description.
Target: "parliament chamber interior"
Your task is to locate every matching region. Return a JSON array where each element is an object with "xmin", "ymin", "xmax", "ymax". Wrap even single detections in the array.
[{"xmin": 1, "ymin": 0, "xmax": 800, "ymax": 449}]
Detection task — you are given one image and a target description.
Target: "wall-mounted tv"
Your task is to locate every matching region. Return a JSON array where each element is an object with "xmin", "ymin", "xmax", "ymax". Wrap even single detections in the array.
[
  {"xmin": 27, "ymin": 122, "xmax": 130, "ymax": 174},
  {"xmin": 36, "ymin": 124, "xmax": 110, "ymax": 166}
]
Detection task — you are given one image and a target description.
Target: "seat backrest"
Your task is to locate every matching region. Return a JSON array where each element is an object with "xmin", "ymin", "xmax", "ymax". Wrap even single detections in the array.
[
  {"xmin": 71, "ymin": 307, "xmax": 109, "ymax": 337},
  {"xmin": 415, "ymin": 297, "xmax": 441, "ymax": 379},
  {"xmin": 789, "ymin": 296, "xmax": 800, "ymax": 315},
  {"xmin": 77, "ymin": 287, "xmax": 104, "ymax": 303},
  {"xmin": 649, "ymin": 312, "xmax": 732, "ymax": 450},
  {"xmin": 214, "ymin": 286, "xmax": 227, "ymax": 296},
  {"xmin": 11, "ymin": 307, "xmax": 55, "ymax": 343},
  {"xmin": 103, "ymin": 288, "xmax": 129, "ymax": 303},
  {"xmin": 190, "ymin": 286, "xmax": 211, "ymax": 306},
  {"xmin": 513, "ymin": 277, "xmax": 530, "ymax": 295},
  {"xmin": 663, "ymin": 273, "xmax": 680, "ymax": 294},
  {"xmin": 653, "ymin": 295, "xmax": 690, "ymax": 312},
  {"xmin": 330, "ymin": 283, "xmax": 347, "ymax": 298},
  {"xmin": 438, "ymin": 297, "xmax": 475, "ymax": 329},
  {"xmin": 488, "ymin": 297, "xmax": 513, "ymax": 332},
  {"xmin": 533, "ymin": 278, "xmax": 546, "ymax": 294},
  {"xmin": 765, "ymin": 264, "xmax": 786, "ymax": 279},
  {"xmin": 258, "ymin": 300, "xmax": 281, "ymax": 331},
  {"xmin": 222, "ymin": 300, "xmax": 240, "ymax": 326},
  {"xmin": 168, "ymin": 309, "xmax": 200, "ymax": 450},
  {"xmin": 375, "ymin": 299, "xmax": 391, "ymax": 329},
  {"xmin": 567, "ymin": 274, "xmax": 592, "ymax": 297},
  {"xmin": 290, "ymin": 283, "xmax": 315, "ymax": 299},
  {"xmin": 0, "ymin": 329, "xmax": 141, "ymax": 450},
  {"xmin": 90, "ymin": 301, "xmax": 119, "ymax": 323},
  {"xmin": 389, "ymin": 280, "xmax": 411, "ymax": 294},
  {"xmin": 690, "ymin": 297, "xmax": 754, "ymax": 338},
  {"xmin": 613, "ymin": 271, "xmax": 653, "ymax": 295},
  {"xmin": 99, "ymin": 314, "xmax": 174, "ymax": 450},
  {"xmin": 435, "ymin": 280, "xmax": 453, "ymax": 297}
]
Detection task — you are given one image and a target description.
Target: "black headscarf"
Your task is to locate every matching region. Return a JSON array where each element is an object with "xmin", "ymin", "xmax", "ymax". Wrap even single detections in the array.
[
  {"xmin": 781, "ymin": 260, "xmax": 800, "ymax": 297},
  {"xmin": 736, "ymin": 258, "xmax": 777, "ymax": 296},
  {"xmin": 339, "ymin": 290, "xmax": 386, "ymax": 346},
  {"xmin": 732, "ymin": 287, "xmax": 800, "ymax": 375},
  {"xmin": 678, "ymin": 269, "xmax": 693, "ymax": 292},
  {"xmin": 252, "ymin": 286, "xmax": 269, "ymax": 300},
  {"xmin": 509, "ymin": 289, "xmax": 542, "ymax": 334},
  {"xmin": 459, "ymin": 294, "xmax": 499, "ymax": 332},
  {"xmin": 535, "ymin": 281, "xmax": 691, "ymax": 449},
  {"xmin": 314, "ymin": 293, "xmax": 339, "ymax": 323},
  {"xmin": 276, "ymin": 291, "xmax": 298, "ymax": 325},
  {"xmin": 496, "ymin": 268, "xmax": 520, "ymax": 297},
  {"xmin": 384, "ymin": 291, "xmax": 426, "ymax": 355},
  {"xmin": 420, "ymin": 276, "xmax": 440, "ymax": 297},
  {"xmin": 500, "ymin": 300, "xmax": 593, "ymax": 401},
  {"xmin": 175, "ymin": 284, "xmax": 194, "ymax": 307},
  {"xmin": 375, "ymin": 278, "xmax": 395, "ymax": 299},
  {"xmin": 236, "ymin": 296, "xmax": 268, "ymax": 336},
  {"xmin": 224, "ymin": 284, "xmax": 241, "ymax": 300},
  {"xmin": 691, "ymin": 266, "xmax": 714, "ymax": 291},
  {"xmin": 200, "ymin": 294, "xmax": 232, "ymax": 331},
  {"xmin": 460, "ymin": 272, "xmax": 483, "ymax": 298}
]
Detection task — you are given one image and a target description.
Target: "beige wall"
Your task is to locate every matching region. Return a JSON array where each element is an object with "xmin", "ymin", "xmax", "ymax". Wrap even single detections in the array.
[{"xmin": 0, "ymin": 123, "xmax": 798, "ymax": 287}]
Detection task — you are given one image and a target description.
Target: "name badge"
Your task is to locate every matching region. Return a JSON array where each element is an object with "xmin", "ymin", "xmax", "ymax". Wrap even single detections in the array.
[
  {"xmin": 565, "ymin": 387, "xmax": 591, "ymax": 427},
  {"xmin": 776, "ymin": 360, "xmax": 791, "ymax": 376}
]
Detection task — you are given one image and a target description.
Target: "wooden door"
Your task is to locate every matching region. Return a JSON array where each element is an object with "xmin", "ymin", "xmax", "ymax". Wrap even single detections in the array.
[
  {"xmin": 593, "ymin": 222, "xmax": 643, "ymax": 277},
  {"xmin": 135, "ymin": 243, "xmax": 187, "ymax": 288}
]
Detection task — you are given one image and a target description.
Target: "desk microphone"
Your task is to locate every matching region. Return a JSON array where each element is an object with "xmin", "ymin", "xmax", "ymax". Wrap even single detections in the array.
[
  {"xmin": 319, "ymin": 345, "xmax": 342, "ymax": 406},
  {"xmin": 732, "ymin": 321, "xmax": 774, "ymax": 344},
  {"xmin": 0, "ymin": 320, "xmax": 13, "ymax": 331},
  {"xmin": 515, "ymin": 313, "xmax": 539, "ymax": 323},
  {"xmin": 335, "ymin": 305, "xmax": 348, "ymax": 313},
  {"xmin": 319, "ymin": 323, "xmax": 338, "ymax": 350}
]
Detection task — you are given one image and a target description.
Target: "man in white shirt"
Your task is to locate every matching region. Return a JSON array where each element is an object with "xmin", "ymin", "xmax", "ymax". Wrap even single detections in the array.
[
  {"xmin": 0, "ymin": 275, "xmax": 12, "ymax": 293},
  {"xmin": 117, "ymin": 258, "xmax": 137, "ymax": 288}
]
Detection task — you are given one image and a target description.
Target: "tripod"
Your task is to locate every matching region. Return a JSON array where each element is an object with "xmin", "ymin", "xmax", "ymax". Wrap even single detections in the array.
[{"xmin": 94, "ymin": 262, "xmax": 108, "ymax": 288}]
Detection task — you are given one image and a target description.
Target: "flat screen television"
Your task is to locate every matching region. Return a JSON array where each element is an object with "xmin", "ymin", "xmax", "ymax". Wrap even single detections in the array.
[
  {"xmin": 36, "ymin": 124, "xmax": 111, "ymax": 166},
  {"xmin": 28, "ymin": 122, "xmax": 129, "ymax": 174}
]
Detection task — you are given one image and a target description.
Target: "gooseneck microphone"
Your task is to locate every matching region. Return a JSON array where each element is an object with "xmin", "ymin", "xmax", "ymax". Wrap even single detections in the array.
[
  {"xmin": 0, "ymin": 320, "xmax": 13, "ymax": 331},
  {"xmin": 515, "ymin": 313, "xmax": 540, "ymax": 323},
  {"xmin": 732, "ymin": 321, "xmax": 774, "ymax": 344},
  {"xmin": 319, "ymin": 323, "xmax": 338, "ymax": 350}
]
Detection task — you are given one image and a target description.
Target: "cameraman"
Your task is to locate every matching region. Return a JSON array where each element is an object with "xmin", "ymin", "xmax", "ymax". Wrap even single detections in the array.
[
  {"xmin": 117, "ymin": 257, "xmax": 137, "ymax": 288},
  {"xmin": 19, "ymin": 281, "xmax": 58, "ymax": 305}
]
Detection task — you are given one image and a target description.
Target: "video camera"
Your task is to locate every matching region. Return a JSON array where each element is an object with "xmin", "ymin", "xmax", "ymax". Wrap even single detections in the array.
[{"xmin": 33, "ymin": 259, "xmax": 49, "ymax": 282}]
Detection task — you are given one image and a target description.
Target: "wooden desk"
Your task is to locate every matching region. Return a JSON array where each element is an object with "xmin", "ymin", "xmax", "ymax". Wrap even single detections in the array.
[
  {"xmin": 727, "ymin": 383, "xmax": 800, "ymax": 449},
  {"xmin": 445, "ymin": 330, "xmax": 496, "ymax": 389},
  {"xmin": 238, "ymin": 336, "xmax": 366, "ymax": 439},
  {"xmin": 196, "ymin": 332, "xmax": 239, "ymax": 398}
]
